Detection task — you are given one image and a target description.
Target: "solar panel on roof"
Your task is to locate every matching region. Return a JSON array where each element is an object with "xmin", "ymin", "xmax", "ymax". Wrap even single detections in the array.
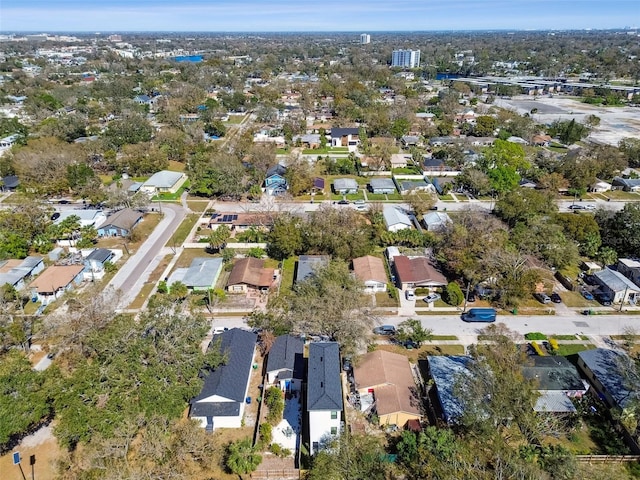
[{"xmin": 232, "ymin": 214, "xmax": 238, "ymax": 221}]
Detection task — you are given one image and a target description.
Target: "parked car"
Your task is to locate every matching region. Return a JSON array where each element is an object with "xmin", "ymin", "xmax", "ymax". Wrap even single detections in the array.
[
  {"xmin": 568, "ymin": 204, "xmax": 585, "ymax": 210},
  {"xmin": 403, "ymin": 340, "xmax": 418, "ymax": 350},
  {"xmin": 373, "ymin": 325, "xmax": 396, "ymax": 336},
  {"xmin": 354, "ymin": 200, "xmax": 365, "ymax": 205},
  {"xmin": 405, "ymin": 289, "xmax": 416, "ymax": 301},
  {"xmin": 534, "ymin": 293, "xmax": 552, "ymax": 304},
  {"xmin": 581, "ymin": 290, "xmax": 594, "ymax": 301},
  {"xmin": 584, "ymin": 204, "xmax": 596, "ymax": 210},
  {"xmin": 595, "ymin": 293, "xmax": 612, "ymax": 306},
  {"xmin": 550, "ymin": 292, "xmax": 562, "ymax": 303},
  {"xmin": 466, "ymin": 291, "xmax": 476, "ymax": 303},
  {"xmin": 337, "ymin": 199, "xmax": 350, "ymax": 205},
  {"xmin": 423, "ymin": 293, "xmax": 441, "ymax": 303},
  {"xmin": 51, "ymin": 212, "xmax": 61, "ymax": 221}
]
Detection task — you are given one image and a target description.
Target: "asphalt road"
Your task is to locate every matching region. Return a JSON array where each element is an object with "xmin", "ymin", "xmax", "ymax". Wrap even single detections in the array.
[{"xmin": 109, "ymin": 203, "xmax": 186, "ymax": 309}]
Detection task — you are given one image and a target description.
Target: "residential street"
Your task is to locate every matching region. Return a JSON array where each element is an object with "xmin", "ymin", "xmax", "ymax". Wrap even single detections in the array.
[{"xmin": 109, "ymin": 203, "xmax": 186, "ymax": 309}]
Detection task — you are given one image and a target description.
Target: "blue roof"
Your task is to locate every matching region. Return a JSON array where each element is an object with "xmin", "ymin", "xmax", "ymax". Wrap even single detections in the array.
[
  {"xmin": 307, "ymin": 342, "xmax": 343, "ymax": 411},
  {"xmin": 427, "ymin": 355, "xmax": 473, "ymax": 424}
]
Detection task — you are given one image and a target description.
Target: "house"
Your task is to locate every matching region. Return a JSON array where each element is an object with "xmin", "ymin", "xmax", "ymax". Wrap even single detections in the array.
[
  {"xmin": 55, "ymin": 209, "xmax": 107, "ymax": 229},
  {"xmin": 422, "ymin": 211, "xmax": 452, "ymax": 232},
  {"xmin": 295, "ymin": 255, "xmax": 330, "ymax": 284},
  {"xmin": 532, "ymin": 134, "xmax": 552, "ymax": 147},
  {"xmin": 312, "ymin": 177, "xmax": 325, "ymax": 193},
  {"xmin": 333, "ymin": 178, "xmax": 359, "ymax": 195},
  {"xmin": 140, "ymin": 170, "xmax": 187, "ymax": 195},
  {"xmin": 423, "ymin": 157, "xmax": 448, "ymax": 172},
  {"xmin": 133, "ymin": 94, "xmax": 151, "ymax": 105},
  {"xmin": 293, "ymin": 134, "xmax": 321, "ymax": 149},
  {"xmin": 330, "ymin": 127, "xmax": 359, "ymax": 151},
  {"xmin": 383, "ymin": 205, "xmax": 413, "ymax": 232},
  {"xmin": 353, "ymin": 350, "xmax": 422, "ymax": 427},
  {"xmin": 352, "ymin": 255, "xmax": 387, "ymax": 293},
  {"xmin": 429, "ymin": 136, "xmax": 459, "ymax": 147},
  {"xmin": 29, "ymin": 264, "xmax": 85, "ymax": 305},
  {"xmin": 396, "ymin": 179, "xmax": 435, "ymax": 195},
  {"xmin": 307, "ymin": 342, "xmax": 343, "ymax": 455},
  {"xmin": 577, "ymin": 348, "xmax": 638, "ymax": 412},
  {"xmin": 209, "ymin": 212, "xmax": 273, "ymax": 232},
  {"xmin": 189, "ymin": 328, "xmax": 257, "ymax": 431},
  {"xmin": 519, "ymin": 178, "xmax": 538, "ymax": 189},
  {"xmin": 426, "ymin": 355, "xmax": 472, "ymax": 424},
  {"xmin": 617, "ymin": 259, "xmax": 640, "ymax": 288},
  {"xmin": 394, "ymin": 255, "xmax": 447, "ymax": 289},
  {"xmin": 390, "ymin": 154, "xmax": 410, "ymax": 169},
  {"xmin": 1, "ymin": 175, "xmax": 19, "ymax": 191},
  {"xmin": 465, "ymin": 137, "xmax": 495, "ymax": 147},
  {"xmin": 506, "ymin": 136, "xmax": 529, "ymax": 145},
  {"xmin": 593, "ymin": 268, "xmax": 640, "ymax": 304},
  {"xmin": 0, "ymin": 256, "xmax": 44, "ymax": 290},
  {"xmin": 264, "ymin": 164, "xmax": 288, "ymax": 196},
  {"xmin": 266, "ymin": 335, "xmax": 304, "ymax": 392},
  {"xmin": 369, "ymin": 178, "xmax": 396, "ymax": 195},
  {"xmin": 401, "ymin": 135, "xmax": 420, "ymax": 148},
  {"xmin": 612, "ymin": 176, "xmax": 640, "ymax": 192},
  {"xmin": 0, "ymin": 134, "xmax": 21, "ymax": 150},
  {"xmin": 226, "ymin": 257, "xmax": 275, "ymax": 293},
  {"xmin": 97, "ymin": 208, "xmax": 143, "ymax": 237},
  {"xmin": 168, "ymin": 257, "xmax": 224, "ymax": 292},
  {"xmin": 522, "ymin": 356, "xmax": 589, "ymax": 413},
  {"xmin": 84, "ymin": 248, "xmax": 114, "ymax": 281},
  {"xmin": 590, "ymin": 180, "xmax": 612, "ymax": 193}
]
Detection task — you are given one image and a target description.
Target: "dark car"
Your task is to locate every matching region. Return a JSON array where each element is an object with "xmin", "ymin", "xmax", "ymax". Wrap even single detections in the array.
[
  {"xmin": 466, "ymin": 292, "xmax": 476, "ymax": 303},
  {"xmin": 534, "ymin": 293, "xmax": 552, "ymax": 304},
  {"xmin": 595, "ymin": 293, "xmax": 612, "ymax": 306},
  {"xmin": 373, "ymin": 325, "xmax": 396, "ymax": 336},
  {"xmin": 568, "ymin": 204, "xmax": 585, "ymax": 210},
  {"xmin": 58, "ymin": 199, "xmax": 71, "ymax": 204},
  {"xmin": 550, "ymin": 293, "xmax": 562, "ymax": 303},
  {"xmin": 337, "ymin": 199, "xmax": 350, "ymax": 205},
  {"xmin": 581, "ymin": 290, "xmax": 594, "ymax": 301},
  {"xmin": 51, "ymin": 212, "xmax": 61, "ymax": 221}
]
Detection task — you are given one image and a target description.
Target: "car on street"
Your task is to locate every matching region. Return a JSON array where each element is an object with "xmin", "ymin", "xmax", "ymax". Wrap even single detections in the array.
[
  {"xmin": 550, "ymin": 292, "xmax": 562, "ymax": 303},
  {"xmin": 51, "ymin": 212, "xmax": 61, "ymax": 221},
  {"xmin": 423, "ymin": 293, "xmax": 441, "ymax": 303},
  {"xmin": 568, "ymin": 204, "xmax": 585, "ymax": 210},
  {"xmin": 584, "ymin": 204, "xmax": 596, "ymax": 210},
  {"xmin": 534, "ymin": 293, "xmax": 552, "ymax": 304},
  {"xmin": 373, "ymin": 325, "xmax": 396, "ymax": 336},
  {"xmin": 337, "ymin": 199, "xmax": 350, "ymax": 205},
  {"xmin": 581, "ymin": 290, "xmax": 594, "ymax": 301}
]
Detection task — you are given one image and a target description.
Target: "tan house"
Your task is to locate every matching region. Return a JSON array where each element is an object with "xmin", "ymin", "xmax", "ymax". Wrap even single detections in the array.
[
  {"xmin": 226, "ymin": 257, "xmax": 275, "ymax": 293},
  {"xmin": 352, "ymin": 255, "xmax": 387, "ymax": 293},
  {"xmin": 353, "ymin": 350, "xmax": 422, "ymax": 427},
  {"xmin": 29, "ymin": 264, "xmax": 84, "ymax": 305}
]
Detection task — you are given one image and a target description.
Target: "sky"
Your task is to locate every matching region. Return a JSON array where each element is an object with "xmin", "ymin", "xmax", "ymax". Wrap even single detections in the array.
[{"xmin": 1, "ymin": 0, "xmax": 639, "ymax": 32}]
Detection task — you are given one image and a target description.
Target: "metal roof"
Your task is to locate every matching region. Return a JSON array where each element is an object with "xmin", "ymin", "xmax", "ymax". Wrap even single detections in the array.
[
  {"xmin": 184, "ymin": 257, "xmax": 223, "ymax": 289},
  {"xmin": 578, "ymin": 348, "xmax": 636, "ymax": 409},
  {"xmin": 142, "ymin": 170, "xmax": 185, "ymax": 189},
  {"xmin": 594, "ymin": 268, "xmax": 640, "ymax": 293},
  {"xmin": 383, "ymin": 205, "xmax": 412, "ymax": 229}
]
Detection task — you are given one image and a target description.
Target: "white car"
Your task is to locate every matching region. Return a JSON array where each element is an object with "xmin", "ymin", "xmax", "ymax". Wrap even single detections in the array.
[
  {"xmin": 423, "ymin": 293, "xmax": 441, "ymax": 303},
  {"xmin": 584, "ymin": 204, "xmax": 596, "ymax": 210}
]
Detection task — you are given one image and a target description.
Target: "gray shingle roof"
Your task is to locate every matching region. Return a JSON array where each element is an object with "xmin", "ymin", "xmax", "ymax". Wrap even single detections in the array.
[
  {"xmin": 101, "ymin": 208, "xmax": 143, "ymax": 231},
  {"xmin": 333, "ymin": 178, "xmax": 358, "ymax": 191},
  {"xmin": 383, "ymin": 205, "xmax": 412, "ymax": 229},
  {"xmin": 295, "ymin": 255, "xmax": 330, "ymax": 284},
  {"xmin": 191, "ymin": 329, "xmax": 257, "ymax": 416},
  {"xmin": 307, "ymin": 342, "xmax": 343, "ymax": 411},
  {"xmin": 369, "ymin": 178, "xmax": 396, "ymax": 191},
  {"xmin": 86, "ymin": 248, "xmax": 113, "ymax": 264},
  {"xmin": 266, "ymin": 335, "xmax": 304, "ymax": 380},
  {"xmin": 522, "ymin": 356, "xmax": 585, "ymax": 391},
  {"xmin": 331, "ymin": 127, "xmax": 359, "ymax": 138},
  {"xmin": 578, "ymin": 348, "xmax": 637, "ymax": 409}
]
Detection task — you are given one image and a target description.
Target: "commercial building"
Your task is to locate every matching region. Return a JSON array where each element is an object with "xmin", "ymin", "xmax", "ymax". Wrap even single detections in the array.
[{"xmin": 360, "ymin": 33, "xmax": 371, "ymax": 45}]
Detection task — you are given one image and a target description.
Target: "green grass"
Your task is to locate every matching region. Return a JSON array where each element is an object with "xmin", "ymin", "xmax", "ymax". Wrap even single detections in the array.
[
  {"xmin": 367, "ymin": 193, "xmax": 388, "ymax": 200},
  {"xmin": 551, "ymin": 334, "xmax": 581, "ymax": 340},
  {"xmin": 601, "ymin": 190, "xmax": 640, "ymax": 201},
  {"xmin": 375, "ymin": 291, "xmax": 398, "ymax": 308},
  {"xmin": 302, "ymin": 147, "xmax": 349, "ymax": 155},
  {"xmin": 430, "ymin": 335, "xmax": 458, "ymax": 341},
  {"xmin": 279, "ymin": 257, "xmax": 296, "ymax": 296},
  {"xmin": 415, "ymin": 310, "xmax": 461, "ymax": 315},
  {"xmin": 225, "ymin": 114, "xmax": 246, "ymax": 124},
  {"xmin": 166, "ymin": 213, "xmax": 200, "ymax": 247},
  {"xmin": 554, "ymin": 343, "xmax": 595, "ymax": 356},
  {"xmin": 151, "ymin": 182, "xmax": 190, "ymax": 201},
  {"xmin": 276, "ymin": 148, "xmax": 290, "ymax": 155}
]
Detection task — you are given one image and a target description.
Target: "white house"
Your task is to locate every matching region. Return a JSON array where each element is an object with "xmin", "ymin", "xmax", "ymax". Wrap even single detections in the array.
[
  {"xmin": 308, "ymin": 342, "xmax": 343, "ymax": 455},
  {"xmin": 140, "ymin": 170, "xmax": 187, "ymax": 194},
  {"xmin": 189, "ymin": 329, "xmax": 257, "ymax": 431},
  {"xmin": 352, "ymin": 255, "xmax": 387, "ymax": 293},
  {"xmin": 383, "ymin": 205, "xmax": 413, "ymax": 232},
  {"xmin": 55, "ymin": 209, "xmax": 107, "ymax": 229},
  {"xmin": 422, "ymin": 211, "xmax": 452, "ymax": 232}
]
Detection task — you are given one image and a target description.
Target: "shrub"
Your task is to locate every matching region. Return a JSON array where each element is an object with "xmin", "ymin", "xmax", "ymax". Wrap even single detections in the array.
[
  {"xmin": 259, "ymin": 422, "xmax": 272, "ymax": 447},
  {"xmin": 264, "ymin": 387, "xmax": 284, "ymax": 424},
  {"xmin": 444, "ymin": 282, "xmax": 464, "ymax": 306},
  {"xmin": 524, "ymin": 332, "xmax": 547, "ymax": 340},
  {"xmin": 549, "ymin": 338, "xmax": 559, "ymax": 351}
]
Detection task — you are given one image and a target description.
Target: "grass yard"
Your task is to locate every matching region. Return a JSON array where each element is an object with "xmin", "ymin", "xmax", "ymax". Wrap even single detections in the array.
[
  {"xmin": 560, "ymin": 290, "xmax": 598, "ymax": 308},
  {"xmin": 601, "ymin": 190, "xmax": 640, "ymax": 201},
  {"xmin": 554, "ymin": 343, "xmax": 595, "ymax": 356},
  {"xmin": 187, "ymin": 200, "xmax": 210, "ymax": 212},
  {"xmin": 168, "ymin": 160, "xmax": 186, "ymax": 172},
  {"xmin": 173, "ymin": 248, "xmax": 217, "ymax": 269},
  {"xmin": 279, "ymin": 257, "xmax": 296, "ymax": 296},
  {"xmin": 152, "ymin": 182, "xmax": 190, "ymax": 201},
  {"xmin": 376, "ymin": 343, "xmax": 465, "ymax": 362},
  {"xmin": 375, "ymin": 291, "xmax": 399, "ymax": 308},
  {"xmin": 167, "ymin": 213, "xmax": 200, "ymax": 247},
  {"xmin": 302, "ymin": 147, "xmax": 349, "ymax": 155}
]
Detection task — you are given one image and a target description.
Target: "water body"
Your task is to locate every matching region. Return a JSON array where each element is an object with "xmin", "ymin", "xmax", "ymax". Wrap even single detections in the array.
[
  {"xmin": 173, "ymin": 55, "xmax": 203, "ymax": 63},
  {"xmin": 436, "ymin": 73, "xmax": 461, "ymax": 80}
]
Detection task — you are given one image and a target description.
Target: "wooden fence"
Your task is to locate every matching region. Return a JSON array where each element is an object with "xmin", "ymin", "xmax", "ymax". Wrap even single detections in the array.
[
  {"xmin": 252, "ymin": 469, "xmax": 300, "ymax": 479},
  {"xmin": 575, "ymin": 454, "xmax": 640, "ymax": 463}
]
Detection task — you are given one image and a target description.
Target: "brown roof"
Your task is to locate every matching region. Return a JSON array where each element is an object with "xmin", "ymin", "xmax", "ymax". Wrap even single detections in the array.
[
  {"xmin": 209, "ymin": 212, "xmax": 274, "ymax": 228},
  {"xmin": 352, "ymin": 255, "xmax": 387, "ymax": 285},
  {"xmin": 29, "ymin": 265, "xmax": 84, "ymax": 294},
  {"xmin": 0, "ymin": 259, "xmax": 22, "ymax": 273},
  {"xmin": 353, "ymin": 350, "xmax": 421, "ymax": 417},
  {"xmin": 227, "ymin": 257, "xmax": 274, "ymax": 288},
  {"xmin": 394, "ymin": 256, "xmax": 447, "ymax": 286},
  {"xmin": 102, "ymin": 208, "xmax": 143, "ymax": 231}
]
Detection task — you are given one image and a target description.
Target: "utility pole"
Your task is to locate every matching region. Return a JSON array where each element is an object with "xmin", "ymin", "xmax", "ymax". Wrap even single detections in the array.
[
  {"xmin": 620, "ymin": 286, "xmax": 629, "ymax": 312},
  {"xmin": 463, "ymin": 281, "xmax": 471, "ymax": 313}
]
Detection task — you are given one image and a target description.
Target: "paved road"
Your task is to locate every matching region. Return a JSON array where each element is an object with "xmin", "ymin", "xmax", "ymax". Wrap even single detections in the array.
[{"xmin": 109, "ymin": 203, "xmax": 186, "ymax": 309}]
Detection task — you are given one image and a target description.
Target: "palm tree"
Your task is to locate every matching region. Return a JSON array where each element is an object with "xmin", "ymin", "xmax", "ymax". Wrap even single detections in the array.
[
  {"xmin": 226, "ymin": 438, "xmax": 262, "ymax": 476},
  {"xmin": 208, "ymin": 224, "xmax": 231, "ymax": 252}
]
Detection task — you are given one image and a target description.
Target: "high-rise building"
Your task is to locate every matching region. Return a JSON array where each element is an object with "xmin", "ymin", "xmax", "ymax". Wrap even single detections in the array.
[
  {"xmin": 391, "ymin": 49, "xmax": 421, "ymax": 68},
  {"xmin": 360, "ymin": 33, "xmax": 371, "ymax": 45}
]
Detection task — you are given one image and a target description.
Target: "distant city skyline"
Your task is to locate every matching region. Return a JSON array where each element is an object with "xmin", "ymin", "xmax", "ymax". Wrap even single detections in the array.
[{"xmin": 1, "ymin": 0, "xmax": 638, "ymax": 32}]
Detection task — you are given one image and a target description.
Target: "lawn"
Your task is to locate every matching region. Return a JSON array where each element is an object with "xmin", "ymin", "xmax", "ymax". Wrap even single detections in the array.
[
  {"xmin": 151, "ymin": 182, "xmax": 190, "ymax": 201},
  {"xmin": 302, "ymin": 147, "xmax": 349, "ymax": 155},
  {"xmin": 376, "ymin": 343, "xmax": 465, "ymax": 362},
  {"xmin": 375, "ymin": 291, "xmax": 398, "ymax": 308},
  {"xmin": 225, "ymin": 114, "xmax": 247, "ymax": 124},
  {"xmin": 167, "ymin": 160, "xmax": 186, "ymax": 172},
  {"xmin": 166, "ymin": 213, "xmax": 200, "ymax": 247},
  {"xmin": 128, "ymin": 254, "xmax": 173, "ymax": 309},
  {"xmin": 601, "ymin": 190, "xmax": 640, "ymax": 201},
  {"xmin": 279, "ymin": 257, "xmax": 296, "ymax": 296},
  {"xmin": 554, "ymin": 343, "xmax": 595, "ymax": 356},
  {"xmin": 187, "ymin": 200, "xmax": 210, "ymax": 212},
  {"xmin": 173, "ymin": 247, "xmax": 217, "ymax": 269}
]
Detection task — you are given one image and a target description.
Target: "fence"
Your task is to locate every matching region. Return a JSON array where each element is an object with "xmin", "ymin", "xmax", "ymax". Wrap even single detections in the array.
[
  {"xmin": 251, "ymin": 469, "xmax": 300, "ymax": 479},
  {"xmin": 575, "ymin": 455, "xmax": 640, "ymax": 463}
]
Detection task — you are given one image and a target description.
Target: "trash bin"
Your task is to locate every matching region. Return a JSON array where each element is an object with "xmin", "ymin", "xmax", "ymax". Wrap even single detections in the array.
[
  {"xmin": 245, "ymin": 397, "xmax": 252, "ymax": 404},
  {"xmin": 512, "ymin": 308, "xmax": 518, "ymax": 315}
]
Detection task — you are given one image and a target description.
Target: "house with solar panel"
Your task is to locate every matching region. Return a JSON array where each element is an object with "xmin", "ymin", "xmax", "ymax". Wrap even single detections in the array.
[{"xmin": 208, "ymin": 212, "xmax": 274, "ymax": 233}]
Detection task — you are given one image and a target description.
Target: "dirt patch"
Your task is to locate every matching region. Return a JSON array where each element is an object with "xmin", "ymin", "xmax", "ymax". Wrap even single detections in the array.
[{"xmin": 0, "ymin": 424, "xmax": 62, "ymax": 480}]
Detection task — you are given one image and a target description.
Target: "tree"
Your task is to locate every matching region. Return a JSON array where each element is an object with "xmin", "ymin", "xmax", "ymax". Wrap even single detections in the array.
[
  {"xmin": 391, "ymin": 117, "xmax": 411, "ymax": 139},
  {"xmin": 549, "ymin": 119, "xmax": 590, "ymax": 145},
  {"xmin": 104, "ymin": 113, "xmax": 153, "ymax": 148},
  {"xmin": 208, "ymin": 225, "xmax": 231, "ymax": 252},
  {"xmin": 396, "ymin": 318, "xmax": 432, "ymax": 347},
  {"xmin": 169, "ymin": 281, "xmax": 189, "ymax": 302},
  {"xmin": 474, "ymin": 115, "xmax": 498, "ymax": 137},
  {"xmin": 494, "ymin": 189, "xmax": 557, "ymax": 228},
  {"xmin": 405, "ymin": 191, "xmax": 436, "ymax": 214},
  {"xmin": 597, "ymin": 203, "xmax": 640, "ymax": 258},
  {"xmin": 444, "ymin": 281, "xmax": 464, "ymax": 306},
  {"xmin": 226, "ymin": 438, "xmax": 262, "ymax": 476},
  {"xmin": 488, "ymin": 165, "xmax": 520, "ymax": 194},
  {"xmin": 619, "ymin": 138, "xmax": 640, "ymax": 168},
  {"xmin": 267, "ymin": 214, "xmax": 304, "ymax": 260},
  {"xmin": 455, "ymin": 167, "xmax": 492, "ymax": 196}
]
